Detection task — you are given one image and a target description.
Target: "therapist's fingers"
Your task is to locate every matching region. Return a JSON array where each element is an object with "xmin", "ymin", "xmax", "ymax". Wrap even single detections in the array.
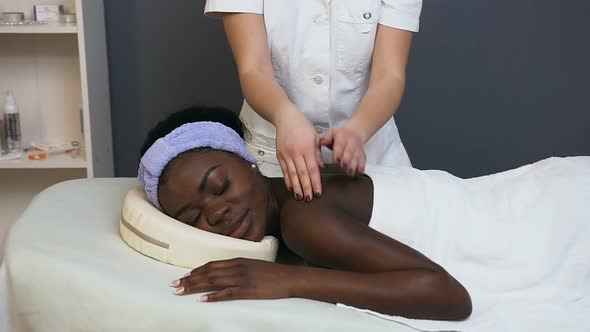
[
  {"xmin": 294, "ymin": 155, "xmax": 315, "ymax": 202},
  {"xmin": 348, "ymin": 158, "xmax": 358, "ymax": 177},
  {"xmin": 315, "ymin": 140, "xmax": 326, "ymax": 169},
  {"xmin": 331, "ymin": 132, "xmax": 346, "ymax": 164},
  {"xmin": 277, "ymin": 157, "xmax": 292, "ymax": 192},
  {"xmin": 343, "ymin": 140, "xmax": 364, "ymax": 176},
  {"xmin": 357, "ymin": 151, "xmax": 367, "ymax": 174},
  {"xmin": 349, "ymin": 148, "xmax": 366, "ymax": 176},
  {"xmin": 285, "ymin": 158, "xmax": 303, "ymax": 200},
  {"xmin": 319, "ymin": 130, "xmax": 334, "ymax": 150},
  {"xmin": 315, "ymin": 146, "xmax": 325, "ymax": 170},
  {"xmin": 306, "ymin": 153, "xmax": 322, "ymax": 199},
  {"xmin": 339, "ymin": 139, "xmax": 354, "ymax": 171}
]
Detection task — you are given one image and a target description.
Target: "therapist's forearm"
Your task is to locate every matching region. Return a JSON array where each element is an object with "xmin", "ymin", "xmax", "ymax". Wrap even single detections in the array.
[
  {"xmin": 238, "ymin": 69, "xmax": 297, "ymax": 126},
  {"xmin": 345, "ymin": 74, "xmax": 405, "ymax": 143}
]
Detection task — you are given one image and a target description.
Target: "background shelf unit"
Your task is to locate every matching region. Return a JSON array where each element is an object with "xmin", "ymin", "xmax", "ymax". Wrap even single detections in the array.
[
  {"xmin": 0, "ymin": 0, "xmax": 113, "ymax": 241},
  {"xmin": 0, "ymin": 21, "xmax": 77, "ymax": 34}
]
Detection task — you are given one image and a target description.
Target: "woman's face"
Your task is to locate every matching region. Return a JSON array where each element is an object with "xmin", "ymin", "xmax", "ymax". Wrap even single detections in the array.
[{"xmin": 158, "ymin": 149, "xmax": 270, "ymax": 242}]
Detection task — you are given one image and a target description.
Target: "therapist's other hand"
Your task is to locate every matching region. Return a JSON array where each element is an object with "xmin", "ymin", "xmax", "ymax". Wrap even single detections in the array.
[
  {"xmin": 275, "ymin": 108, "xmax": 324, "ymax": 201},
  {"xmin": 320, "ymin": 127, "xmax": 367, "ymax": 177},
  {"xmin": 170, "ymin": 258, "xmax": 296, "ymax": 302}
]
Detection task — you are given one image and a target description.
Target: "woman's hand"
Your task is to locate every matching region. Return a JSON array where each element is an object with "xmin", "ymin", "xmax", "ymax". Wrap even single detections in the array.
[
  {"xmin": 170, "ymin": 258, "xmax": 297, "ymax": 302},
  {"xmin": 319, "ymin": 126, "xmax": 367, "ymax": 177},
  {"xmin": 274, "ymin": 107, "xmax": 325, "ymax": 201}
]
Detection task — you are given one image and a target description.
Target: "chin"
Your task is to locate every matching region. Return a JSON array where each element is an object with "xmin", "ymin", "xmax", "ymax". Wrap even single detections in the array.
[{"xmin": 248, "ymin": 224, "xmax": 266, "ymax": 242}]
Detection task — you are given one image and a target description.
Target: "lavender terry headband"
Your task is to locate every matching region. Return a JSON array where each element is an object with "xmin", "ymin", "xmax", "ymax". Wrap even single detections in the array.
[{"xmin": 138, "ymin": 121, "xmax": 257, "ymax": 209}]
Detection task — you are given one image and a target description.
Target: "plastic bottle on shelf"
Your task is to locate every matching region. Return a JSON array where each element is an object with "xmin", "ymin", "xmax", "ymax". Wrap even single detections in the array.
[
  {"xmin": 0, "ymin": 114, "xmax": 7, "ymax": 155},
  {"xmin": 4, "ymin": 90, "xmax": 22, "ymax": 153}
]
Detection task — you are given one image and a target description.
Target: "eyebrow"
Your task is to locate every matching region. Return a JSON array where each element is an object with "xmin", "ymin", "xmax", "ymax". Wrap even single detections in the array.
[{"xmin": 172, "ymin": 164, "xmax": 221, "ymax": 219}]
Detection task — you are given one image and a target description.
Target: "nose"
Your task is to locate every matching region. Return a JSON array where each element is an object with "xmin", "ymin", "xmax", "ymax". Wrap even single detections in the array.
[{"xmin": 204, "ymin": 200, "xmax": 231, "ymax": 226}]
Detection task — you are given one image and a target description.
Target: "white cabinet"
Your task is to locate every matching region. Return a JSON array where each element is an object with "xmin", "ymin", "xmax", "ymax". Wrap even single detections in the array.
[{"xmin": 0, "ymin": 0, "xmax": 113, "ymax": 236}]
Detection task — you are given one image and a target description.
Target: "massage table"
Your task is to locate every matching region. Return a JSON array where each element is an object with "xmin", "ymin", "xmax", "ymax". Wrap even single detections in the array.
[{"xmin": 0, "ymin": 178, "xmax": 418, "ymax": 332}]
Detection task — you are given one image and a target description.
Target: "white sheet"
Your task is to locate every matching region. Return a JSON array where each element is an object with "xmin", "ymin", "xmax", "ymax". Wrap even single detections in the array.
[
  {"xmin": 0, "ymin": 178, "xmax": 417, "ymax": 332},
  {"xmin": 345, "ymin": 157, "xmax": 590, "ymax": 331},
  {"xmin": 2, "ymin": 157, "xmax": 589, "ymax": 332}
]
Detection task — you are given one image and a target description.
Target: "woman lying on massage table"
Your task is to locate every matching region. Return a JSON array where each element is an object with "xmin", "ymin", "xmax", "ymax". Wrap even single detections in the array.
[{"xmin": 138, "ymin": 106, "xmax": 589, "ymax": 323}]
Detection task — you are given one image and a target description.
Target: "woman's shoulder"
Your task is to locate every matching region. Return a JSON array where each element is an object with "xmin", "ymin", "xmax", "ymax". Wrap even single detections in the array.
[{"xmin": 279, "ymin": 174, "xmax": 374, "ymax": 235}]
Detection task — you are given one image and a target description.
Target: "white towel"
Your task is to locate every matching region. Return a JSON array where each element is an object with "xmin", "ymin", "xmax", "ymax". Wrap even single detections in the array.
[{"xmin": 345, "ymin": 157, "xmax": 590, "ymax": 332}]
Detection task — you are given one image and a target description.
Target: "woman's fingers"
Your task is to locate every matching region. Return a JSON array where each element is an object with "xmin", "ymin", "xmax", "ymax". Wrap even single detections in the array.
[
  {"xmin": 171, "ymin": 259, "xmax": 245, "ymax": 295},
  {"xmin": 202, "ymin": 287, "xmax": 242, "ymax": 302},
  {"xmin": 182, "ymin": 276, "xmax": 241, "ymax": 295}
]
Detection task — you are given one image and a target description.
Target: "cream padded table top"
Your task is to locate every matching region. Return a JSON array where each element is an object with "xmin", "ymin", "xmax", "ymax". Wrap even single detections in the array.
[{"xmin": 0, "ymin": 178, "xmax": 417, "ymax": 332}]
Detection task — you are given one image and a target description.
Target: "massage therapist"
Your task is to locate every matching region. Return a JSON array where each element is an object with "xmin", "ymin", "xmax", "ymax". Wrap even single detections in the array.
[{"xmin": 204, "ymin": 0, "xmax": 423, "ymax": 201}]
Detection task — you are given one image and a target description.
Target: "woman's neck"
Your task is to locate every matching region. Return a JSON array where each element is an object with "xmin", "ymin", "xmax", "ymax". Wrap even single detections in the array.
[{"xmin": 264, "ymin": 177, "xmax": 291, "ymax": 237}]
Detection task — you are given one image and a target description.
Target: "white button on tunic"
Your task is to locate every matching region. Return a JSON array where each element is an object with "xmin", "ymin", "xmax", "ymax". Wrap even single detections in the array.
[{"xmin": 205, "ymin": 0, "xmax": 422, "ymax": 176}]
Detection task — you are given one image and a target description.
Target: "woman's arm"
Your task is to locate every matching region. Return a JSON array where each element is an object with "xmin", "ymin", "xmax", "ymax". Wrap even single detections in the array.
[
  {"xmin": 322, "ymin": 26, "xmax": 413, "ymax": 175},
  {"xmin": 278, "ymin": 201, "xmax": 472, "ymax": 320},
  {"xmin": 173, "ymin": 200, "xmax": 471, "ymax": 320},
  {"xmin": 222, "ymin": 13, "xmax": 324, "ymax": 201}
]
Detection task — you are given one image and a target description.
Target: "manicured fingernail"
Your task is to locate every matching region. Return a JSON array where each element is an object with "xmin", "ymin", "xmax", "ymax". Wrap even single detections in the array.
[
  {"xmin": 305, "ymin": 195, "xmax": 311, "ymax": 202},
  {"xmin": 174, "ymin": 287, "xmax": 184, "ymax": 295},
  {"xmin": 287, "ymin": 186, "xmax": 292, "ymax": 192},
  {"xmin": 343, "ymin": 162, "xmax": 348, "ymax": 168},
  {"xmin": 295, "ymin": 193, "xmax": 302, "ymax": 200},
  {"xmin": 314, "ymin": 191, "xmax": 322, "ymax": 198},
  {"xmin": 200, "ymin": 295, "xmax": 208, "ymax": 302},
  {"xmin": 170, "ymin": 279, "xmax": 180, "ymax": 287}
]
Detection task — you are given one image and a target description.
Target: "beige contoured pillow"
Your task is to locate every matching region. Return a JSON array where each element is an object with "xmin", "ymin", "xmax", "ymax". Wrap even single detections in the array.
[{"xmin": 120, "ymin": 187, "xmax": 279, "ymax": 269}]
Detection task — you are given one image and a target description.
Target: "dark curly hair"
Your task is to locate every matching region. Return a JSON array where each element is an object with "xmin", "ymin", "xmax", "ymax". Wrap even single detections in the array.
[{"xmin": 140, "ymin": 105, "xmax": 249, "ymax": 157}]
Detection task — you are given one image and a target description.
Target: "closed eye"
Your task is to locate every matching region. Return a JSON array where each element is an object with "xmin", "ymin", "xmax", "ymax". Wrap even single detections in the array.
[
  {"xmin": 190, "ymin": 211, "xmax": 201, "ymax": 227},
  {"xmin": 217, "ymin": 179, "xmax": 230, "ymax": 196}
]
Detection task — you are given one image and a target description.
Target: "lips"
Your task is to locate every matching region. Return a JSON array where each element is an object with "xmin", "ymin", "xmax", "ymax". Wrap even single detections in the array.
[{"xmin": 228, "ymin": 209, "xmax": 251, "ymax": 239}]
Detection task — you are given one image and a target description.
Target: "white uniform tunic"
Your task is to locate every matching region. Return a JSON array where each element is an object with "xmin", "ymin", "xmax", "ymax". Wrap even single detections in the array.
[{"xmin": 205, "ymin": 0, "xmax": 423, "ymax": 176}]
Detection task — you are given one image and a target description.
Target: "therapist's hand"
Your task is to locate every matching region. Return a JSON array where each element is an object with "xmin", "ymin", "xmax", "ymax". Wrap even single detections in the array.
[
  {"xmin": 274, "ymin": 107, "xmax": 324, "ymax": 201},
  {"xmin": 170, "ymin": 258, "xmax": 296, "ymax": 302},
  {"xmin": 320, "ymin": 127, "xmax": 367, "ymax": 177}
]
